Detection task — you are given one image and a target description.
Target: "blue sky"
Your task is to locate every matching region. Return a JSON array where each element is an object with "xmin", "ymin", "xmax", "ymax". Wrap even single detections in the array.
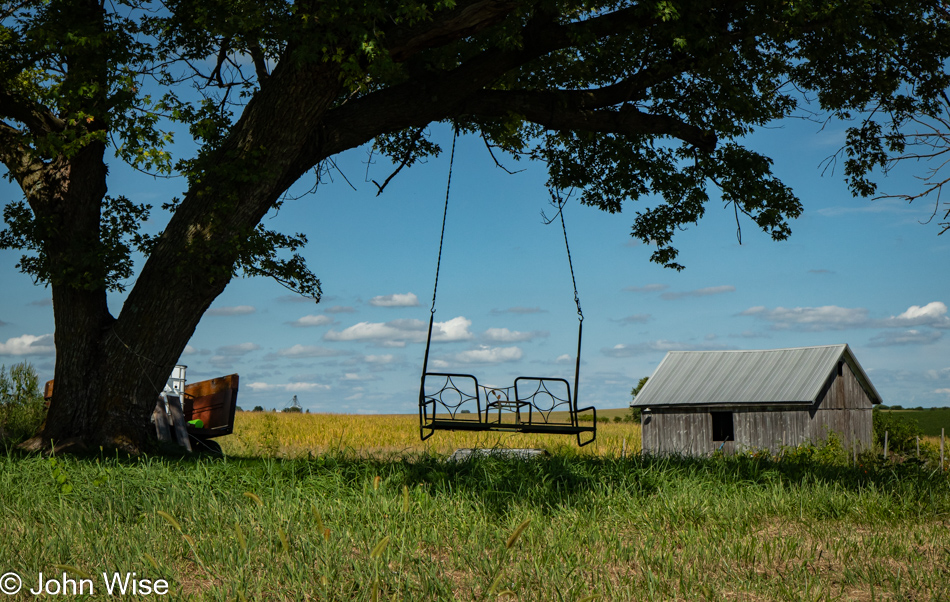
[{"xmin": 2, "ymin": 117, "xmax": 949, "ymax": 413}]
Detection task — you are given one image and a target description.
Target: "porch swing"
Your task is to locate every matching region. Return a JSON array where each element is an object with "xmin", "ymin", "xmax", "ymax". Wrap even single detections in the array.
[{"xmin": 418, "ymin": 131, "xmax": 597, "ymax": 446}]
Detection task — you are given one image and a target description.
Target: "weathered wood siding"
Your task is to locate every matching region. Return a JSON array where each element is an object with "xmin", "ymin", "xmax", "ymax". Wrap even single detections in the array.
[
  {"xmin": 641, "ymin": 410, "xmax": 714, "ymax": 456},
  {"xmin": 817, "ymin": 360, "xmax": 875, "ymax": 410},
  {"xmin": 641, "ymin": 362, "xmax": 874, "ymax": 456}
]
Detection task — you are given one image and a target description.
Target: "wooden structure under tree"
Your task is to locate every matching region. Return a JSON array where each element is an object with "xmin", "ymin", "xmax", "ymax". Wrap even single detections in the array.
[
  {"xmin": 631, "ymin": 345, "xmax": 882, "ymax": 456},
  {"xmin": 44, "ymin": 371, "xmax": 238, "ymax": 451}
]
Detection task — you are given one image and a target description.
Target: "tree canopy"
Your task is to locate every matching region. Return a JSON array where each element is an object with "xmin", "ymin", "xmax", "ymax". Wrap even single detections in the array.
[{"xmin": 1, "ymin": 0, "xmax": 948, "ymax": 451}]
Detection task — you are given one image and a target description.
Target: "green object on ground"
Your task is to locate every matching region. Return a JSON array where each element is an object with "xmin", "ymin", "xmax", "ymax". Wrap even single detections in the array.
[{"xmin": 188, "ymin": 419, "xmax": 204, "ymax": 429}]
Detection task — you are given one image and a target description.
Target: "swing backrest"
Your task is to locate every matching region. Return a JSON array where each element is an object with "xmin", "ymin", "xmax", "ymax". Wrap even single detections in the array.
[
  {"xmin": 514, "ymin": 377, "xmax": 575, "ymax": 424},
  {"xmin": 420, "ymin": 372, "xmax": 482, "ymax": 421}
]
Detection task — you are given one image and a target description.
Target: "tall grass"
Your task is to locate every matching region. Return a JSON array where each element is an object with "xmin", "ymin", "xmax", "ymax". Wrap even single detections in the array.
[
  {"xmin": 1, "ymin": 442, "xmax": 948, "ymax": 601},
  {"xmin": 223, "ymin": 411, "xmax": 641, "ymax": 458}
]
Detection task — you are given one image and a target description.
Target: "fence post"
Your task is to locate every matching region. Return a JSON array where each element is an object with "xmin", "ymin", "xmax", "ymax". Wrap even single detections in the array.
[
  {"xmin": 916, "ymin": 436, "xmax": 920, "ymax": 459},
  {"xmin": 883, "ymin": 430, "xmax": 888, "ymax": 460},
  {"xmin": 942, "ymin": 428, "xmax": 946, "ymax": 471},
  {"xmin": 622, "ymin": 437, "xmax": 627, "ymax": 459}
]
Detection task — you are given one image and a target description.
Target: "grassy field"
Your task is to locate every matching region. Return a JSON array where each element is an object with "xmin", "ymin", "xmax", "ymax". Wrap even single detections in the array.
[
  {"xmin": 885, "ymin": 408, "xmax": 950, "ymax": 438},
  {"xmin": 1, "ymin": 412, "xmax": 949, "ymax": 601},
  {"xmin": 220, "ymin": 410, "xmax": 640, "ymax": 458}
]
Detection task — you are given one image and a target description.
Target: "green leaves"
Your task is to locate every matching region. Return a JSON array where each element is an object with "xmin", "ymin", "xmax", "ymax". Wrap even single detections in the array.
[
  {"xmin": 0, "ymin": 0, "xmax": 947, "ymax": 322},
  {"xmin": 234, "ymin": 225, "xmax": 322, "ymax": 301},
  {"xmin": 0, "ymin": 195, "xmax": 152, "ymax": 291},
  {"xmin": 48, "ymin": 457, "xmax": 73, "ymax": 495}
]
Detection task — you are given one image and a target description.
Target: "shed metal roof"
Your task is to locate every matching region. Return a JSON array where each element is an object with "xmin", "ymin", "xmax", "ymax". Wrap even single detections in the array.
[{"xmin": 631, "ymin": 344, "xmax": 882, "ymax": 408}]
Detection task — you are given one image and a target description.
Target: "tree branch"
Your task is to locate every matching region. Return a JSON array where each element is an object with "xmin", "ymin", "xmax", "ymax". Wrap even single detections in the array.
[
  {"xmin": 385, "ymin": 0, "xmax": 520, "ymax": 63},
  {"xmin": 460, "ymin": 88, "xmax": 717, "ymax": 152},
  {"xmin": 248, "ymin": 40, "xmax": 270, "ymax": 83},
  {"xmin": 372, "ymin": 126, "xmax": 426, "ymax": 195},
  {"xmin": 319, "ymin": 4, "xmax": 668, "ymax": 156},
  {"xmin": 0, "ymin": 90, "xmax": 66, "ymax": 135},
  {"xmin": 0, "ymin": 121, "xmax": 47, "ymax": 192}
]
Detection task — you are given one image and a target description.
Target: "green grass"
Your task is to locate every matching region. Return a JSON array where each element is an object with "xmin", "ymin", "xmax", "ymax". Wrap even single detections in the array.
[
  {"xmin": 889, "ymin": 408, "xmax": 950, "ymax": 437},
  {"xmin": 1, "ymin": 447, "xmax": 948, "ymax": 601}
]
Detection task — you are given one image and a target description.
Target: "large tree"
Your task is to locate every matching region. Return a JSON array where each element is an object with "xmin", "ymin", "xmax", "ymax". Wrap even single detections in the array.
[{"xmin": 1, "ymin": 0, "xmax": 947, "ymax": 452}]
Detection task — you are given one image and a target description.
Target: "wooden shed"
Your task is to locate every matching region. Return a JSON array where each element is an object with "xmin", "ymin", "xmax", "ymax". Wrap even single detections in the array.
[{"xmin": 631, "ymin": 345, "xmax": 882, "ymax": 456}]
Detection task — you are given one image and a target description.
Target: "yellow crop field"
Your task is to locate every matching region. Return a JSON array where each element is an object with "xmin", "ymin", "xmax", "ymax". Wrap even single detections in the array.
[{"xmin": 219, "ymin": 411, "xmax": 642, "ymax": 457}]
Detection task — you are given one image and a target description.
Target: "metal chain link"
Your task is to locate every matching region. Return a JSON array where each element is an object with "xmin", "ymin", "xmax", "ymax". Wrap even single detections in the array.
[
  {"xmin": 558, "ymin": 199, "xmax": 583, "ymax": 322},
  {"xmin": 429, "ymin": 127, "xmax": 458, "ymax": 315}
]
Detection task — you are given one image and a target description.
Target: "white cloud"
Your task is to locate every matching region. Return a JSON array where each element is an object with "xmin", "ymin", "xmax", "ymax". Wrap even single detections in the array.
[
  {"xmin": 207, "ymin": 305, "xmax": 256, "ymax": 316},
  {"xmin": 616, "ymin": 314, "xmax": 651, "ymax": 325},
  {"xmin": 740, "ymin": 305, "xmax": 870, "ymax": 330},
  {"xmin": 741, "ymin": 301, "xmax": 950, "ymax": 331},
  {"xmin": 935, "ymin": 388, "xmax": 950, "ymax": 397},
  {"xmin": 325, "ymin": 305, "xmax": 357, "ymax": 314},
  {"xmin": 555, "ymin": 354, "xmax": 574, "ymax": 365},
  {"xmin": 369, "ymin": 293, "xmax": 419, "ymax": 307},
  {"xmin": 431, "ymin": 317, "xmax": 474, "ymax": 342},
  {"xmin": 881, "ymin": 302, "xmax": 950, "ymax": 328},
  {"xmin": 289, "ymin": 314, "xmax": 334, "ymax": 327},
  {"xmin": 623, "ymin": 283, "xmax": 669, "ymax": 293},
  {"xmin": 379, "ymin": 340, "xmax": 407, "ymax": 348},
  {"xmin": 342, "ymin": 373, "xmax": 377, "ymax": 381},
  {"xmin": 602, "ymin": 340, "xmax": 733, "ymax": 358},
  {"xmin": 209, "ymin": 356, "xmax": 236, "ymax": 369},
  {"xmin": 276, "ymin": 294, "xmax": 315, "ymax": 304},
  {"xmin": 0, "ymin": 334, "xmax": 55, "ymax": 356},
  {"xmin": 183, "ymin": 345, "xmax": 198, "ymax": 355},
  {"xmin": 868, "ymin": 330, "xmax": 943, "ymax": 347},
  {"xmin": 325, "ymin": 320, "xmax": 422, "ymax": 343},
  {"xmin": 271, "ymin": 345, "xmax": 345, "ymax": 358},
  {"xmin": 324, "ymin": 316, "xmax": 472, "ymax": 344},
  {"xmin": 482, "ymin": 328, "xmax": 548, "ymax": 343},
  {"xmin": 924, "ymin": 368, "xmax": 950, "ymax": 382},
  {"xmin": 363, "ymin": 354, "xmax": 396, "ymax": 364},
  {"xmin": 491, "ymin": 307, "xmax": 547, "ymax": 315},
  {"xmin": 247, "ymin": 381, "xmax": 331, "ymax": 392},
  {"xmin": 216, "ymin": 342, "xmax": 260, "ymax": 356},
  {"xmin": 453, "ymin": 346, "xmax": 523, "ymax": 364},
  {"xmin": 661, "ymin": 285, "xmax": 736, "ymax": 300}
]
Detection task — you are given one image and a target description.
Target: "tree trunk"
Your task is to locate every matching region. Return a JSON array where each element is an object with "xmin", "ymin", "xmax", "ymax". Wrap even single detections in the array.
[
  {"xmin": 35, "ymin": 283, "xmax": 221, "ymax": 454},
  {"xmin": 24, "ymin": 56, "xmax": 348, "ymax": 453}
]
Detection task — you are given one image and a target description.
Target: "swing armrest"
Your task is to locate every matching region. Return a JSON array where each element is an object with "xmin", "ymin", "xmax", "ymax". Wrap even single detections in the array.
[{"xmin": 573, "ymin": 406, "xmax": 597, "ymax": 426}]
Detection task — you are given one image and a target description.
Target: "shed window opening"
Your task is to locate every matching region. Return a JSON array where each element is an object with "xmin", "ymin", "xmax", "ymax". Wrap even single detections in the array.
[{"xmin": 711, "ymin": 412, "xmax": 734, "ymax": 442}]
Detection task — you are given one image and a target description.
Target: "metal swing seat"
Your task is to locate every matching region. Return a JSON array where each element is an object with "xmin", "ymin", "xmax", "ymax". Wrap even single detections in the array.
[{"xmin": 417, "ymin": 133, "xmax": 597, "ymax": 447}]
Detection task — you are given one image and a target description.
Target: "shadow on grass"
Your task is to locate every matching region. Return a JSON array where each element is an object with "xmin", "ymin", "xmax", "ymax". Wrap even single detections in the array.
[
  {"xmin": 200, "ymin": 448, "xmax": 950, "ymax": 515},
  {"xmin": 6, "ymin": 444, "xmax": 948, "ymax": 519}
]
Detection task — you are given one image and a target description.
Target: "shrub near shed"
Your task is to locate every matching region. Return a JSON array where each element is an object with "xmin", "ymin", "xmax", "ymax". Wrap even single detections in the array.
[
  {"xmin": 0, "ymin": 362, "xmax": 46, "ymax": 443},
  {"xmin": 873, "ymin": 406, "xmax": 923, "ymax": 454}
]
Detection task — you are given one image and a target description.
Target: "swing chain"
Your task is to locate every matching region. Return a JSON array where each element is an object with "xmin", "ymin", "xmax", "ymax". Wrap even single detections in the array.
[
  {"xmin": 430, "ymin": 126, "xmax": 458, "ymax": 315},
  {"xmin": 558, "ymin": 197, "xmax": 583, "ymax": 322}
]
